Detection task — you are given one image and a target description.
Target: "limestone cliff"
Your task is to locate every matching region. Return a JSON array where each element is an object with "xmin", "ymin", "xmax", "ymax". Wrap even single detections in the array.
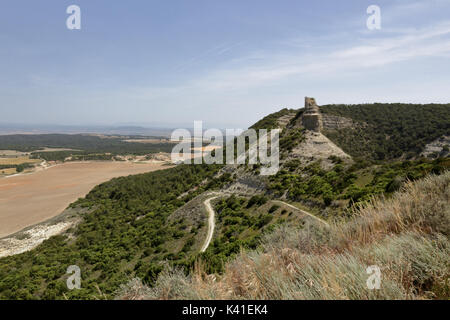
[
  {"xmin": 286, "ymin": 97, "xmax": 352, "ymax": 168},
  {"xmin": 301, "ymin": 97, "xmax": 323, "ymax": 132}
]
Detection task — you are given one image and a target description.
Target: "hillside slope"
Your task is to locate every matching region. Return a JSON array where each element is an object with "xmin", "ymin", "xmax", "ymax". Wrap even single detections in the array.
[
  {"xmin": 117, "ymin": 172, "xmax": 450, "ymax": 300},
  {"xmin": 0, "ymin": 165, "xmax": 227, "ymax": 299},
  {"xmin": 320, "ymin": 103, "xmax": 450, "ymax": 160},
  {"xmin": 0, "ymin": 101, "xmax": 449, "ymax": 300}
]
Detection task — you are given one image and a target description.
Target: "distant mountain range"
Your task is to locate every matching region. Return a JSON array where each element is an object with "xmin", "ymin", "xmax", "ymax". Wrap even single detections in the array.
[{"xmin": 0, "ymin": 124, "xmax": 175, "ymax": 137}]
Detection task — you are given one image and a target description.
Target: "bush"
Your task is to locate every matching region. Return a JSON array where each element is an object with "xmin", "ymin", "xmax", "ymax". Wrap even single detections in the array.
[
  {"xmin": 246, "ymin": 195, "xmax": 268, "ymax": 208},
  {"xmin": 321, "ymin": 103, "xmax": 450, "ymax": 160},
  {"xmin": 268, "ymin": 205, "xmax": 280, "ymax": 213},
  {"xmin": 132, "ymin": 172, "xmax": 450, "ymax": 300}
]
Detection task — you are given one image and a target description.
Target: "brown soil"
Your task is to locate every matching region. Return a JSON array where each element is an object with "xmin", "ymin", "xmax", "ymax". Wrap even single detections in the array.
[{"xmin": 0, "ymin": 161, "xmax": 171, "ymax": 238}]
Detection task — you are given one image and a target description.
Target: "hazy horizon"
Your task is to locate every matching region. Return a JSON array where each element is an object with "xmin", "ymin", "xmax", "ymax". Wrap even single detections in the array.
[{"xmin": 1, "ymin": 0, "xmax": 450, "ymax": 128}]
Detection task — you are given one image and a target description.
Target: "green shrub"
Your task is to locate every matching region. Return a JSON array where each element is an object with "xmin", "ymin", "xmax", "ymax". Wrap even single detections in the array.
[{"xmin": 268, "ymin": 205, "xmax": 280, "ymax": 213}]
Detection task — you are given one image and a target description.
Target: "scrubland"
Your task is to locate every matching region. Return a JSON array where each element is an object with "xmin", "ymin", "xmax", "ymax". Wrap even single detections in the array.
[{"xmin": 117, "ymin": 172, "xmax": 449, "ymax": 300}]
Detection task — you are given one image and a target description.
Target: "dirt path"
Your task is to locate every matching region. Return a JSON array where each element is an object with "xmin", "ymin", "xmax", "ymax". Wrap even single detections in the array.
[
  {"xmin": 197, "ymin": 193, "xmax": 328, "ymax": 253},
  {"xmin": 200, "ymin": 196, "xmax": 218, "ymax": 252},
  {"xmin": 272, "ymin": 200, "xmax": 329, "ymax": 226}
]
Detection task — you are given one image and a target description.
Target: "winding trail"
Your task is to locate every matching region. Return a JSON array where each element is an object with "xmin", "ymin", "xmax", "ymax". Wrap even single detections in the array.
[
  {"xmin": 272, "ymin": 200, "xmax": 330, "ymax": 226},
  {"xmin": 200, "ymin": 196, "xmax": 218, "ymax": 252},
  {"xmin": 198, "ymin": 194, "xmax": 329, "ymax": 253}
]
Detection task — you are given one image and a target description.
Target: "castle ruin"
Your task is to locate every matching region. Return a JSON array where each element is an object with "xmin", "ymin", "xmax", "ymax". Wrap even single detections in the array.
[{"xmin": 302, "ymin": 97, "xmax": 323, "ymax": 132}]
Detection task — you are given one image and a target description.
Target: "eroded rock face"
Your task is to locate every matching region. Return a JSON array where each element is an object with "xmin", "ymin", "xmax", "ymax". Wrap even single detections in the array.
[
  {"xmin": 420, "ymin": 135, "xmax": 450, "ymax": 158},
  {"xmin": 321, "ymin": 114, "xmax": 354, "ymax": 130},
  {"xmin": 290, "ymin": 131, "xmax": 352, "ymax": 169},
  {"xmin": 302, "ymin": 97, "xmax": 323, "ymax": 132},
  {"xmin": 285, "ymin": 97, "xmax": 353, "ymax": 168}
]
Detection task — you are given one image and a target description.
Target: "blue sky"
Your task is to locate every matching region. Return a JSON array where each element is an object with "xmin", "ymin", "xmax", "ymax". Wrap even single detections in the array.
[{"xmin": 1, "ymin": 0, "xmax": 450, "ymax": 128}]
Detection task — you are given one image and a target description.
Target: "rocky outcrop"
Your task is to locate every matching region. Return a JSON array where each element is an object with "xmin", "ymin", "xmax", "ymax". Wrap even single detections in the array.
[
  {"xmin": 284, "ymin": 97, "xmax": 353, "ymax": 168},
  {"xmin": 277, "ymin": 113, "xmax": 296, "ymax": 128},
  {"xmin": 299, "ymin": 97, "xmax": 356, "ymax": 132},
  {"xmin": 301, "ymin": 97, "xmax": 323, "ymax": 132},
  {"xmin": 420, "ymin": 135, "xmax": 450, "ymax": 158},
  {"xmin": 321, "ymin": 114, "xmax": 354, "ymax": 130},
  {"xmin": 290, "ymin": 131, "xmax": 352, "ymax": 169}
]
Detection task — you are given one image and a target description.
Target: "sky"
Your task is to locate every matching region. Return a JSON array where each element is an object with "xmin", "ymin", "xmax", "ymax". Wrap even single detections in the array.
[{"xmin": 1, "ymin": 0, "xmax": 450, "ymax": 129}]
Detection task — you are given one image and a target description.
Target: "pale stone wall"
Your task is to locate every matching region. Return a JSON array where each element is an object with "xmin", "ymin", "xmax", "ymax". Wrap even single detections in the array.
[
  {"xmin": 302, "ymin": 114, "xmax": 322, "ymax": 132},
  {"xmin": 302, "ymin": 97, "xmax": 323, "ymax": 132}
]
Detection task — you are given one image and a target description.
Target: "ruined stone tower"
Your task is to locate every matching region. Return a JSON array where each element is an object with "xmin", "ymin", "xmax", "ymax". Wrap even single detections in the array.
[{"xmin": 302, "ymin": 97, "xmax": 323, "ymax": 132}]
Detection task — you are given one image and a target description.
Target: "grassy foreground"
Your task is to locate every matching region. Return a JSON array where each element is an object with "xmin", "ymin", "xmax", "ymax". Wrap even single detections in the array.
[{"xmin": 117, "ymin": 172, "xmax": 450, "ymax": 300}]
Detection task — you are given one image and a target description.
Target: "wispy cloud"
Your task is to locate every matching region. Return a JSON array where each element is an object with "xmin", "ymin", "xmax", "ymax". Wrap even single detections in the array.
[
  {"xmin": 131, "ymin": 20, "xmax": 450, "ymax": 98},
  {"xmin": 6, "ymin": 1, "xmax": 449, "ymax": 127},
  {"xmin": 332, "ymin": 21, "xmax": 450, "ymax": 65},
  {"xmin": 172, "ymin": 42, "xmax": 244, "ymax": 73}
]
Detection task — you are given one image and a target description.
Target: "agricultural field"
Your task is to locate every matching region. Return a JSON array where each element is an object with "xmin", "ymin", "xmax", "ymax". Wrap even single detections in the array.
[
  {"xmin": 0, "ymin": 150, "xmax": 28, "ymax": 157},
  {"xmin": 0, "ymin": 168, "xmax": 17, "ymax": 176},
  {"xmin": 0, "ymin": 156, "xmax": 41, "ymax": 166},
  {"xmin": 0, "ymin": 155, "xmax": 42, "ymax": 177},
  {"xmin": 0, "ymin": 161, "xmax": 171, "ymax": 238}
]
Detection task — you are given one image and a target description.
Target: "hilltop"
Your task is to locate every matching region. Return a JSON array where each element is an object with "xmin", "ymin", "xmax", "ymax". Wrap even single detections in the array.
[{"xmin": 0, "ymin": 99, "xmax": 448, "ymax": 299}]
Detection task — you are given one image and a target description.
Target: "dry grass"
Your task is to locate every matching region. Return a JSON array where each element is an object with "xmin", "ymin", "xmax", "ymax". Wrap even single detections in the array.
[
  {"xmin": 0, "ymin": 156, "xmax": 40, "ymax": 165},
  {"xmin": 0, "ymin": 168, "xmax": 17, "ymax": 175},
  {"xmin": 116, "ymin": 172, "xmax": 450, "ymax": 300}
]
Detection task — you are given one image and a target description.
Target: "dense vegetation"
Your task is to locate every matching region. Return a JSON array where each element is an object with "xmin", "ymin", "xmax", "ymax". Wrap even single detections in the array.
[
  {"xmin": 121, "ymin": 172, "xmax": 449, "ymax": 300},
  {"xmin": 0, "ymin": 134, "xmax": 174, "ymax": 155},
  {"xmin": 250, "ymin": 108, "xmax": 295, "ymax": 131},
  {"xmin": 268, "ymin": 157, "xmax": 449, "ymax": 218},
  {"xmin": 30, "ymin": 151, "xmax": 116, "ymax": 162},
  {"xmin": 200, "ymin": 195, "xmax": 301, "ymax": 273},
  {"xmin": 1, "ymin": 103, "xmax": 449, "ymax": 300},
  {"xmin": 320, "ymin": 103, "xmax": 450, "ymax": 160},
  {"xmin": 0, "ymin": 163, "xmax": 35, "ymax": 172},
  {"xmin": 0, "ymin": 164, "xmax": 228, "ymax": 299}
]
